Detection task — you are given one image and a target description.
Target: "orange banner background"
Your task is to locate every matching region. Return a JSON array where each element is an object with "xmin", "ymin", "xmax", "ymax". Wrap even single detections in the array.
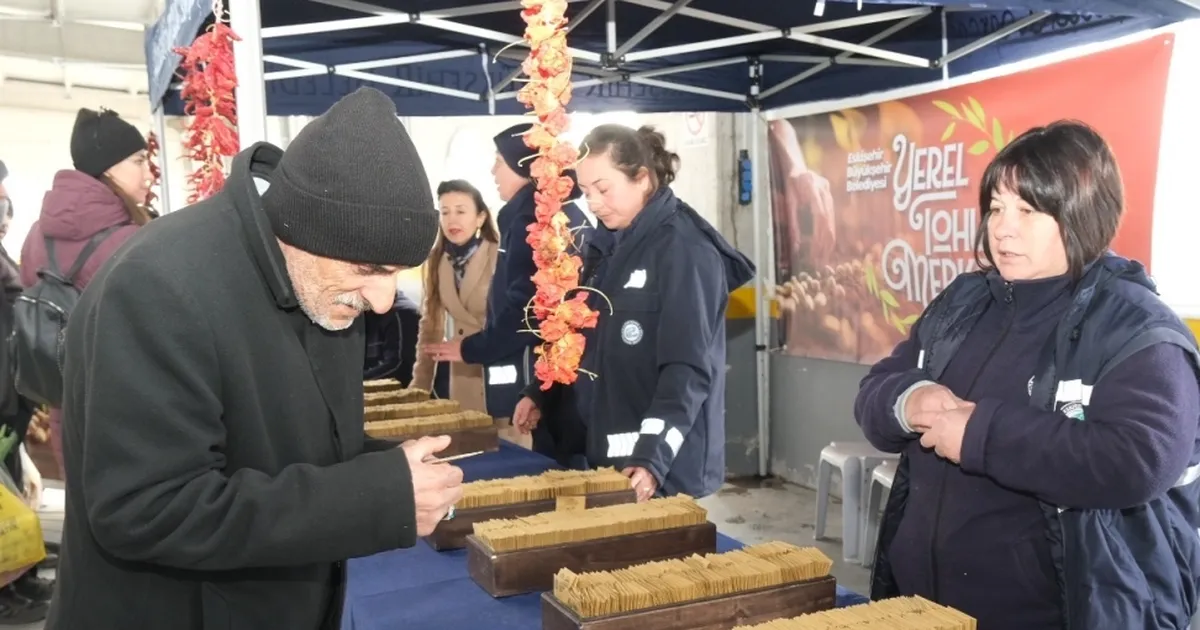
[{"xmin": 768, "ymin": 34, "xmax": 1174, "ymax": 365}]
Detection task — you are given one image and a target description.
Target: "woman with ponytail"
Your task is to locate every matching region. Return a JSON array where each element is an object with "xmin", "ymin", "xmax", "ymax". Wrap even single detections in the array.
[{"xmin": 512, "ymin": 124, "xmax": 756, "ymax": 501}]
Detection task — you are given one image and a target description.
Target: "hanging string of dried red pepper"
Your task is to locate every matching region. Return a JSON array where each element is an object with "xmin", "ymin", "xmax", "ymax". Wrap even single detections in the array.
[
  {"xmin": 174, "ymin": 0, "xmax": 241, "ymax": 204},
  {"xmin": 145, "ymin": 130, "xmax": 161, "ymax": 213},
  {"xmin": 517, "ymin": 0, "xmax": 601, "ymax": 389}
]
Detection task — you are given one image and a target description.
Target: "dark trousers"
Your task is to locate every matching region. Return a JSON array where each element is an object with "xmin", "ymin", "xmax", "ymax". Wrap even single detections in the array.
[{"xmin": 533, "ymin": 391, "xmax": 588, "ymax": 469}]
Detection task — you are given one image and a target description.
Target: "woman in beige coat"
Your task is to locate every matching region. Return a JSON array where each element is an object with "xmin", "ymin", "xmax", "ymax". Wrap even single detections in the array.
[{"xmin": 412, "ymin": 180, "xmax": 529, "ymax": 447}]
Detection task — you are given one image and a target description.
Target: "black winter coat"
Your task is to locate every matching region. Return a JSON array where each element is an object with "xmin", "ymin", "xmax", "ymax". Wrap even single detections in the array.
[
  {"xmin": 48, "ymin": 143, "xmax": 417, "ymax": 630},
  {"xmin": 363, "ymin": 290, "xmax": 421, "ymax": 383}
]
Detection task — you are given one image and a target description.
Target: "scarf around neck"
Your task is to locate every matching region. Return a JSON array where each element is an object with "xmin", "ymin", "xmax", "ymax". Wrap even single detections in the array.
[{"xmin": 445, "ymin": 236, "xmax": 481, "ymax": 290}]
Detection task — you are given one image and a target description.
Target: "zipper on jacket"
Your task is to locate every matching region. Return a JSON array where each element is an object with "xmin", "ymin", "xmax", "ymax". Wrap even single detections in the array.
[
  {"xmin": 930, "ymin": 281, "xmax": 1014, "ymax": 600},
  {"xmin": 522, "ymin": 345, "xmax": 531, "ymax": 387}
]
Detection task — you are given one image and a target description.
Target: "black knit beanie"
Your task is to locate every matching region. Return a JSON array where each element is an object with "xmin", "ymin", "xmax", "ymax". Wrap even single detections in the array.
[
  {"xmin": 494, "ymin": 123, "xmax": 537, "ymax": 179},
  {"xmin": 70, "ymin": 108, "xmax": 146, "ymax": 178},
  {"xmin": 262, "ymin": 87, "xmax": 439, "ymax": 267}
]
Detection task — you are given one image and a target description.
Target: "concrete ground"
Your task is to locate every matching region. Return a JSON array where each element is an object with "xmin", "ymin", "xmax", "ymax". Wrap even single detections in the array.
[
  {"xmin": 699, "ymin": 477, "xmax": 872, "ymax": 597},
  {"xmin": 21, "ymin": 478, "xmax": 870, "ymax": 629}
]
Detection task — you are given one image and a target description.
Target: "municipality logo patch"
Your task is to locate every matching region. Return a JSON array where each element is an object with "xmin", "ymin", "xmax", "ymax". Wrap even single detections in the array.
[
  {"xmin": 1060, "ymin": 402, "xmax": 1086, "ymax": 421},
  {"xmin": 621, "ymin": 320, "xmax": 643, "ymax": 345}
]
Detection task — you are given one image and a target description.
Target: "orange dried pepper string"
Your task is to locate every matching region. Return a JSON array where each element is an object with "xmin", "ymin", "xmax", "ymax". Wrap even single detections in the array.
[{"xmin": 518, "ymin": 0, "xmax": 600, "ymax": 389}]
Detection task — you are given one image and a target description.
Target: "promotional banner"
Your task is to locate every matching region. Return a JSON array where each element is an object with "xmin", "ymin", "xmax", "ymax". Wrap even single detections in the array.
[{"xmin": 768, "ymin": 34, "xmax": 1173, "ymax": 365}]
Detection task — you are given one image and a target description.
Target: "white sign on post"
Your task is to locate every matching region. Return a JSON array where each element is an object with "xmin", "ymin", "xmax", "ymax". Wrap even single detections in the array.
[{"xmin": 682, "ymin": 112, "xmax": 710, "ymax": 148}]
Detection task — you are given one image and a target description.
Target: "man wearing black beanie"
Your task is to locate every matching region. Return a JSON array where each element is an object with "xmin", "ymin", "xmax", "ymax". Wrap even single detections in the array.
[{"xmin": 47, "ymin": 87, "xmax": 463, "ymax": 630}]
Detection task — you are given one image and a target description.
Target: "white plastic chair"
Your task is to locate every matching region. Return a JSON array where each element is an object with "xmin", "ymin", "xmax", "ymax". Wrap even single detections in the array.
[
  {"xmin": 814, "ymin": 441, "xmax": 897, "ymax": 563},
  {"xmin": 860, "ymin": 458, "xmax": 897, "ymax": 568}
]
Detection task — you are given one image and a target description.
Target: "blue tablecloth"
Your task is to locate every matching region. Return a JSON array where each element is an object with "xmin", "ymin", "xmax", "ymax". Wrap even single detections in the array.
[{"xmin": 342, "ymin": 443, "xmax": 869, "ymax": 629}]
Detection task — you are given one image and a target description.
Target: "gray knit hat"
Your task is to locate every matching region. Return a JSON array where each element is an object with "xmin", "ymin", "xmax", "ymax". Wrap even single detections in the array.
[{"xmin": 262, "ymin": 87, "xmax": 438, "ymax": 267}]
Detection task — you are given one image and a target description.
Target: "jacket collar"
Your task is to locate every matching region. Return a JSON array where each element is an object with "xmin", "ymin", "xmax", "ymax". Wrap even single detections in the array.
[
  {"xmin": 438, "ymin": 238, "xmax": 495, "ymax": 328},
  {"xmin": 224, "ymin": 142, "xmax": 298, "ymax": 311},
  {"xmin": 606, "ymin": 186, "xmax": 676, "ymax": 262},
  {"xmin": 498, "ymin": 182, "xmax": 537, "ymax": 227}
]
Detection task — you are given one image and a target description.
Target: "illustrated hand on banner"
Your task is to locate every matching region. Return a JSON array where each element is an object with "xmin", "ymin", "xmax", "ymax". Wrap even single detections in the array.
[{"xmin": 769, "ymin": 120, "xmax": 837, "ymax": 276}]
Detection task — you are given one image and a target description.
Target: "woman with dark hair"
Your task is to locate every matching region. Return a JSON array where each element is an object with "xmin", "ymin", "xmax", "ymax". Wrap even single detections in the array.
[
  {"xmin": 856, "ymin": 120, "xmax": 1200, "ymax": 630},
  {"xmin": 424, "ymin": 124, "xmax": 594, "ymax": 457},
  {"xmin": 19, "ymin": 107, "xmax": 150, "ymax": 481},
  {"xmin": 411, "ymin": 180, "xmax": 524, "ymax": 440},
  {"xmin": 511, "ymin": 124, "xmax": 754, "ymax": 500}
]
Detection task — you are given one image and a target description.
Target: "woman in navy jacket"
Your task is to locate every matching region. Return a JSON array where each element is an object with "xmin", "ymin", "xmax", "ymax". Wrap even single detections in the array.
[
  {"xmin": 856, "ymin": 120, "xmax": 1200, "ymax": 630},
  {"xmin": 425, "ymin": 123, "xmax": 592, "ymax": 458},
  {"xmin": 513, "ymin": 124, "xmax": 754, "ymax": 500}
]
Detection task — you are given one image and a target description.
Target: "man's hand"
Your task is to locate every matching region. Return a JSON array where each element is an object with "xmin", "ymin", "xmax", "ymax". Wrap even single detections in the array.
[
  {"xmin": 622, "ymin": 466, "xmax": 658, "ymax": 503},
  {"xmin": 913, "ymin": 404, "xmax": 976, "ymax": 464},
  {"xmin": 512, "ymin": 397, "xmax": 542, "ymax": 435},
  {"xmin": 905, "ymin": 384, "xmax": 967, "ymax": 431},
  {"xmin": 402, "ymin": 436, "xmax": 465, "ymax": 536}
]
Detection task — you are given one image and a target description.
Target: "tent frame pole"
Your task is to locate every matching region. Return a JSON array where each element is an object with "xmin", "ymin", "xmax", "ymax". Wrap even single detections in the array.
[
  {"xmin": 747, "ymin": 57, "xmax": 771, "ymax": 478},
  {"xmin": 750, "ymin": 108, "xmax": 768, "ymax": 477},
  {"xmin": 760, "ymin": 12, "xmax": 927, "ymax": 100},
  {"xmin": 263, "ymin": 50, "xmax": 478, "ymax": 81},
  {"xmin": 611, "ymin": 0, "xmax": 692, "ymax": 58},
  {"xmin": 492, "ymin": 55, "xmax": 748, "ymax": 101},
  {"xmin": 606, "ymin": 0, "xmax": 617, "ymax": 53},
  {"xmin": 152, "ymin": 105, "xmax": 174, "ymax": 214},
  {"xmin": 264, "ymin": 55, "xmax": 482, "ymax": 101},
  {"xmin": 415, "ymin": 17, "xmax": 602, "ymax": 62},
  {"xmin": 937, "ymin": 11, "xmax": 1050, "ymax": 67},
  {"xmin": 255, "ymin": 0, "xmax": 942, "ymax": 105},
  {"xmin": 230, "ymin": 0, "xmax": 268, "ymax": 148},
  {"xmin": 261, "ymin": 13, "xmax": 413, "ymax": 39},
  {"xmin": 273, "ymin": 0, "xmax": 590, "ymax": 38},
  {"xmin": 490, "ymin": 0, "xmax": 607, "ymax": 95},
  {"xmin": 760, "ymin": 53, "xmax": 908, "ymax": 68},
  {"xmin": 622, "ymin": 7, "xmax": 930, "ymax": 62}
]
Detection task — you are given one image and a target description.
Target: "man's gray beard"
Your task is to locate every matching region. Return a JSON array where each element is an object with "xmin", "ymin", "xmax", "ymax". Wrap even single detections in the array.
[{"xmin": 298, "ymin": 295, "xmax": 355, "ymax": 332}]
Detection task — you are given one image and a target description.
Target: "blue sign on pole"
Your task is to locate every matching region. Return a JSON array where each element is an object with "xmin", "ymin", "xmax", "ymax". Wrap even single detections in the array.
[{"xmin": 144, "ymin": 0, "xmax": 212, "ymax": 107}]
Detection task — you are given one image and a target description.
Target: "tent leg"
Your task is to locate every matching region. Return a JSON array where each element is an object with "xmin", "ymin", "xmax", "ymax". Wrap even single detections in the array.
[
  {"xmin": 231, "ymin": 0, "xmax": 268, "ymax": 149},
  {"xmin": 152, "ymin": 106, "xmax": 174, "ymax": 214},
  {"xmin": 749, "ymin": 109, "xmax": 771, "ymax": 478},
  {"xmin": 940, "ymin": 7, "xmax": 949, "ymax": 81},
  {"xmin": 605, "ymin": 0, "xmax": 616, "ymax": 54}
]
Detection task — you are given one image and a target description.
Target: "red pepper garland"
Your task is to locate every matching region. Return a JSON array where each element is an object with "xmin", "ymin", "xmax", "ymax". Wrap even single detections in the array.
[
  {"xmin": 145, "ymin": 130, "xmax": 162, "ymax": 213},
  {"xmin": 517, "ymin": 0, "xmax": 600, "ymax": 389},
  {"xmin": 174, "ymin": 0, "xmax": 241, "ymax": 204}
]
